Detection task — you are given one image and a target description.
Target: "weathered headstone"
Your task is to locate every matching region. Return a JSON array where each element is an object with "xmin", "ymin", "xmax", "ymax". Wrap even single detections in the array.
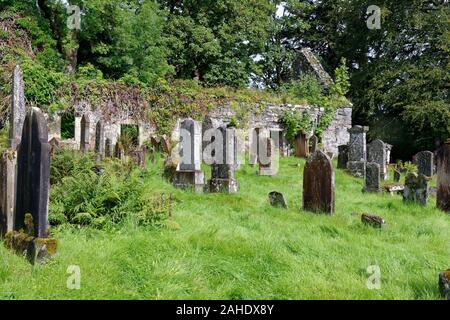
[
  {"xmin": 95, "ymin": 120, "xmax": 105, "ymax": 160},
  {"xmin": 258, "ymin": 129, "xmax": 278, "ymax": 176},
  {"xmin": 368, "ymin": 139, "xmax": 388, "ymax": 180},
  {"xmin": 347, "ymin": 125, "xmax": 369, "ymax": 177},
  {"xmin": 173, "ymin": 119, "xmax": 204, "ymax": 192},
  {"xmin": 130, "ymin": 145, "xmax": 147, "ymax": 169},
  {"xmin": 414, "ymin": 151, "xmax": 434, "ymax": 177},
  {"xmin": 337, "ymin": 145, "xmax": 349, "ymax": 169},
  {"xmin": 105, "ymin": 138, "xmax": 113, "ymax": 158},
  {"xmin": 15, "ymin": 108, "xmax": 51, "ymax": 238},
  {"xmin": 294, "ymin": 131, "xmax": 309, "ymax": 158},
  {"xmin": 310, "ymin": 135, "xmax": 319, "ymax": 154},
  {"xmin": 437, "ymin": 141, "xmax": 450, "ymax": 212},
  {"xmin": 403, "ymin": 172, "xmax": 429, "ymax": 206},
  {"xmin": 202, "ymin": 115, "xmax": 214, "ymax": 163},
  {"xmin": 268, "ymin": 191, "xmax": 287, "ymax": 209},
  {"xmin": 9, "ymin": 65, "xmax": 26, "ymax": 149},
  {"xmin": 249, "ymin": 127, "xmax": 260, "ymax": 166},
  {"xmin": 363, "ymin": 162, "xmax": 381, "ymax": 193},
  {"xmin": 303, "ymin": 150, "xmax": 335, "ymax": 214},
  {"xmin": 80, "ymin": 114, "xmax": 91, "ymax": 153},
  {"xmin": 208, "ymin": 127, "xmax": 238, "ymax": 193}
]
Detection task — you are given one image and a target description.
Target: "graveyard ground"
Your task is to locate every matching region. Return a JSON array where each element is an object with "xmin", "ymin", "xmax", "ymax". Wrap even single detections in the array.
[{"xmin": 0, "ymin": 155, "xmax": 449, "ymax": 300}]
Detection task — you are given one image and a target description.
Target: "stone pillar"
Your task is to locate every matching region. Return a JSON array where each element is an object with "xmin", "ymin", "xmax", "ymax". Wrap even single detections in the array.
[
  {"xmin": 80, "ymin": 114, "xmax": 91, "ymax": 153},
  {"xmin": 249, "ymin": 127, "xmax": 260, "ymax": 166},
  {"xmin": 303, "ymin": 150, "xmax": 335, "ymax": 214},
  {"xmin": 9, "ymin": 65, "xmax": 26, "ymax": 150},
  {"xmin": 0, "ymin": 151, "xmax": 17, "ymax": 235},
  {"xmin": 437, "ymin": 141, "xmax": 450, "ymax": 212},
  {"xmin": 15, "ymin": 108, "xmax": 51, "ymax": 238}
]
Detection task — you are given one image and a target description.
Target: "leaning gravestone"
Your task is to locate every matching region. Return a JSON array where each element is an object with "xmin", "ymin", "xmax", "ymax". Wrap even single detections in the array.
[
  {"xmin": 303, "ymin": 150, "xmax": 335, "ymax": 214},
  {"xmin": 414, "ymin": 151, "xmax": 434, "ymax": 177},
  {"xmin": 208, "ymin": 127, "xmax": 238, "ymax": 193},
  {"xmin": 15, "ymin": 108, "xmax": 51, "ymax": 238},
  {"xmin": 337, "ymin": 145, "xmax": 349, "ymax": 169},
  {"xmin": 268, "ymin": 191, "xmax": 287, "ymax": 209},
  {"xmin": 363, "ymin": 162, "xmax": 381, "ymax": 193},
  {"xmin": 80, "ymin": 114, "xmax": 91, "ymax": 153},
  {"xmin": 347, "ymin": 125, "xmax": 369, "ymax": 177},
  {"xmin": 368, "ymin": 139, "xmax": 387, "ymax": 180},
  {"xmin": 95, "ymin": 120, "xmax": 105, "ymax": 160},
  {"xmin": 403, "ymin": 172, "xmax": 429, "ymax": 206},
  {"xmin": 437, "ymin": 141, "xmax": 450, "ymax": 212}
]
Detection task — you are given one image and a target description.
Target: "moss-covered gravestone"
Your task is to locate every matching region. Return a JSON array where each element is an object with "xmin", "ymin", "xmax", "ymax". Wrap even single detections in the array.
[
  {"xmin": 303, "ymin": 150, "xmax": 335, "ymax": 214},
  {"xmin": 414, "ymin": 151, "xmax": 434, "ymax": 177},
  {"xmin": 437, "ymin": 141, "xmax": 450, "ymax": 212}
]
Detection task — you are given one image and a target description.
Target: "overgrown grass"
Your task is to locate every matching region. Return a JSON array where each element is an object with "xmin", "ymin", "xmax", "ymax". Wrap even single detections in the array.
[{"xmin": 0, "ymin": 156, "xmax": 449, "ymax": 300}]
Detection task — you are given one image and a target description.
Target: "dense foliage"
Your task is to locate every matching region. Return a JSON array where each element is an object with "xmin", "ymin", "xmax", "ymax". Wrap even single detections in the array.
[{"xmin": 0, "ymin": 0, "xmax": 448, "ymax": 158}]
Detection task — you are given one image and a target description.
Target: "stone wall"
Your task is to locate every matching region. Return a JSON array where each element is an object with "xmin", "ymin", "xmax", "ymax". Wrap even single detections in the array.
[{"xmin": 47, "ymin": 101, "xmax": 352, "ymax": 156}]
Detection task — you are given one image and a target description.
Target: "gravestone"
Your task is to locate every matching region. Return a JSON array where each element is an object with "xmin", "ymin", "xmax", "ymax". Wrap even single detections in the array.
[
  {"xmin": 368, "ymin": 139, "xmax": 387, "ymax": 180},
  {"xmin": 403, "ymin": 172, "xmax": 429, "ymax": 206},
  {"xmin": 208, "ymin": 127, "xmax": 238, "ymax": 193},
  {"xmin": 130, "ymin": 145, "xmax": 147, "ymax": 169},
  {"xmin": 361, "ymin": 213, "xmax": 385, "ymax": 228},
  {"xmin": 363, "ymin": 162, "xmax": 381, "ymax": 193},
  {"xmin": 15, "ymin": 108, "xmax": 51, "ymax": 238},
  {"xmin": 95, "ymin": 120, "xmax": 105, "ymax": 160},
  {"xmin": 173, "ymin": 119, "xmax": 204, "ymax": 192},
  {"xmin": 294, "ymin": 131, "xmax": 309, "ymax": 158},
  {"xmin": 268, "ymin": 191, "xmax": 287, "ymax": 209},
  {"xmin": 258, "ymin": 129, "xmax": 278, "ymax": 176},
  {"xmin": 303, "ymin": 150, "xmax": 335, "ymax": 214},
  {"xmin": 80, "ymin": 114, "xmax": 91, "ymax": 153},
  {"xmin": 337, "ymin": 145, "xmax": 349, "ymax": 169},
  {"xmin": 347, "ymin": 125, "xmax": 369, "ymax": 177},
  {"xmin": 310, "ymin": 135, "xmax": 319, "ymax": 154},
  {"xmin": 437, "ymin": 141, "xmax": 450, "ymax": 212},
  {"xmin": 414, "ymin": 151, "xmax": 434, "ymax": 177},
  {"xmin": 249, "ymin": 128, "xmax": 261, "ymax": 166},
  {"xmin": 105, "ymin": 138, "xmax": 113, "ymax": 157},
  {"xmin": 9, "ymin": 65, "xmax": 26, "ymax": 149}
]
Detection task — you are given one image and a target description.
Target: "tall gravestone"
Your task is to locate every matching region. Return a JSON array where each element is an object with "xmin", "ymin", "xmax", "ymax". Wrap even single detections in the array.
[
  {"xmin": 202, "ymin": 116, "xmax": 214, "ymax": 164},
  {"xmin": 368, "ymin": 139, "xmax": 387, "ymax": 180},
  {"xmin": 258, "ymin": 129, "xmax": 278, "ymax": 176},
  {"xmin": 347, "ymin": 125, "xmax": 369, "ymax": 177},
  {"xmin": 173, "ymin": 119, "xmax": 204, "ymax": 192},
  {"xmin": 303, "ymin": 150, "xmax": 335, "ymax": 214},
  {"xmin": 437, "ymin": 141, "xmax": 450, "ymax": 212},
  {"xmin": 363, "ymin": 162, "xmax": 381, "ymax": 193},
  {"xmin": 15, "ymin": 108, "xmax": 51, "ymax": 238},
  {"xmin": 249, "ymin": 127, "xmax": 261, "ymax": 166},
  {"xmin": 337, "ymin": 145, "xmax": 349, "ymax": 169},
  {"xmin": 414, "ymin": 151, "xmax": 434, "ymax": 177},
  {"xmin": 208, "ymin": 127, "xmax": 238, "ymax": 193},
  {"xmin": 403, "ymin": 172, "xmax": 429, "ymax": 206},
  {"xmin": 105, "ymin": 138, "xmax": 113, "ymax": 158},
  {"xmin": 80, "ymin": 114, "xmax": 91, "ymax": 153},
  {"xmin": 294, "ymin": 131, "xmax": 309, "ymax": 158},
  {"xmin": 1, "ymin": 66, "xmax": 26, "ymax": 235},
  {"xmin": 95, "ymin": 120, "xmax": 105, "ymax": 160}
]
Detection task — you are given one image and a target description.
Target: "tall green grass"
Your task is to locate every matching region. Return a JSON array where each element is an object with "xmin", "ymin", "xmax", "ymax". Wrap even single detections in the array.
[{"xmin": 0, "ymin": 156, "xmax": 449, "ymax": 300}]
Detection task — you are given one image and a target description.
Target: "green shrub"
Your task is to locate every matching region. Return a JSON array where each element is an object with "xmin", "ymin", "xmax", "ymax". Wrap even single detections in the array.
[{"xmin": 280, "ymin": 109, "xmax": 314, "ymax": 142}]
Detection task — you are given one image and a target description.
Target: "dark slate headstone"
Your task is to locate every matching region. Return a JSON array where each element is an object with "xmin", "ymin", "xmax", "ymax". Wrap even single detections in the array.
[
  {"xmin": 15, "ymin": 108, "xmax": 51, "ymax": 238},
  {"xmin": 367, "ymin": 139, "xmax": 387, "ymax": 180},
  {"xmin": 414, "ymin": 151, "xmax": 434, "ymax": 177},
  {"xmin": 95, "ymin": 120, "xmax": 105, "ymax": 159},
  {"xmin": 9, "ymin": 65, "xmax": 26, "ymax": 150},
  {"xmin": 337, "ymin": 145, "xmax": 349, "ymax": 169},
  {"xmin": 268, "ymin": 191, "xmax": 287, "ymax": 209},
  {"xmin": 363, "ymin": 162, "xmax": 381, "ymax": 193},
  {"xmin": 80, "ymin": 114, "xmax": 90, "ymax": 153},
  {"xmin": 437, "ymin": 142, "xmax": 450, "ymax": 212},
  {"xmin": 403, "ymin": 172, "xmax": 429, "ymax": 206},
  {"xmin": 303, "ymin": 150, "xmax": 335, "ymax": 214},
  {"xmin": 249, "ymin": 127, "xmax": 260, "ymax": 166}
]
